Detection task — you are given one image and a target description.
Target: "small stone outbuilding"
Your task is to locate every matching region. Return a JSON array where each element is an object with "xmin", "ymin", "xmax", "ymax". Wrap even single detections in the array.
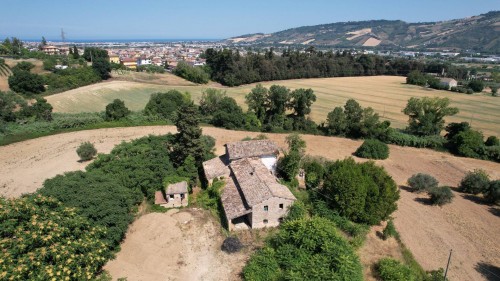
[{"xmin": 154, "ymin": 181, "xmax": 189, "ymax": 208}]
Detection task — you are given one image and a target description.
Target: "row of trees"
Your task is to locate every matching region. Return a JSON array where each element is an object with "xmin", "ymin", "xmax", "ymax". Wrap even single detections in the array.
[{"xmin": 407, "ymin": 70, "xmax": 486, "ymax": 93}]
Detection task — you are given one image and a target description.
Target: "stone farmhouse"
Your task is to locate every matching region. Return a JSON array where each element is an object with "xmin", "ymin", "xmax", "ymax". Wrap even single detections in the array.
[
  {"xmin": 202, "ymin": 140, "xmax": 296, "ymax": 230},
  {"xmin": 439, "ymin": 78, "xmax": 458, "ymax": 89},
  {"xmin": 154, "ymin": 181, "xmax": 189, "ymax": 208}
]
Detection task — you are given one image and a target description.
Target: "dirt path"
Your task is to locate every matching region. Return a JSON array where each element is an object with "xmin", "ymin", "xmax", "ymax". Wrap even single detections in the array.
[
  {"xmin": 103, "ymin": 208, "xmax": 248, "ymax": 281},
  {"xmin": 1, "ymin": 126, "xmax": 499, "ymax": 280}
]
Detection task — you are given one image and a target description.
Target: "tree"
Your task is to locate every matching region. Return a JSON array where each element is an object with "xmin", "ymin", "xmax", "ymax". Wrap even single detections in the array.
[
  {"xmin": 406, "ymin": 70, "xmax": 427, "ymax": 86},
  {"xmin": 326, "ymin": 107, "xmax": 347, "ymax": 136},
  {"xmin": 199, "ymin": 88, "xmax": 226, "ymax": 115},
  {"xmin": 7, "ymin": 70, "xmax": 45, "ymax": 97},
  {"xmin": 145, "ymin": 90, "xmax": 187, "ymax": 119},
  {"xmin": 172, "ymin": 102, "xmax": 205, "ymax": 166},
  {"xmin": 0, "ymin": 91, "xmax": 26, "ymax": 122},
  {"xmin": 83, "ymin": 47, "xmax": 109, "ymax": 62},
  {"xmin": 451, "ymin": 129, "xmax": 485, "ymax": 158},
  {"xmin": 41, "ymin": 36, "xmax": 47, "ymax": 47},
  {"xmin": 403, "ymin": 97, "xmax": 459, "ymax": 136},
  {"xmin": 485, "ymin": 136, "xmax": 499, "ymax": 146},
  {"xmin": 105, "ymin": 99, "xmax": 130, "ymax": 121},
  {"xmin": 302, "ymin": 159, "xmax": 324, "ymax": 189},
  {"xmin": 322, "ymin": 158, "xmax": 399, "ymax": 225},
  {"xmin": 12, "ymin": 61, "xmax": 34, "ymax": 72},
  {"xmin": 72, "ymin": 45, "xmax": 80, "ymax": 59},
  {"xmin": 32, "ymin": 97, "xmax": 53, "ymax": 121},
  {"xmin": 211, "ymin": 96, "xmax": 245, "ymax": 129},
  {"xmin": 173, "ymin": 61, "xmax": 209, "ymax": 84},
  {"xmin": 267, "ymin": 85, "xmax": 290, "ymax": 123},
  {"xmin": 444, "ymin": 122, "xmax": 471, "ymax": 141},
  {"xmin": 407, "ymin": 173, "xmax": 439, "ymax": 193},
  {"xmin": 287, "ymin": 88, "xmax": 316, "ymax": 125},
  {"xmin": 484, "ymin": 180, "xmax": 500, "ymax": 204},
  {"xmin": 344, "ymin": 99, "xmax": 363, "ymax": 137},
  {"xmin": 278, "ymin": 134, "xmax": 306, "ymax": 181},
  {"xmin": 468, "ymin": 80, "xmax": 484, "ymax": 92},
  {"xmin": 91, "ymin": 57, "xmax": 111, "ymax": 79},
  {"xmin": 77, "ymin": 141, "xmax": 97, "ymax": 161},
  {"xmin": 245, "ymin": 84, "xmax": 268, "ymax": 122}
]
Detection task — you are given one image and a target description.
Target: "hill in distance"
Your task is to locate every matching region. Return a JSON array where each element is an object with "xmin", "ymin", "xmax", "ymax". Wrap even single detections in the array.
[{"xmin": 225, "ymin": 11, "xmax": 500, "ymax": 52}]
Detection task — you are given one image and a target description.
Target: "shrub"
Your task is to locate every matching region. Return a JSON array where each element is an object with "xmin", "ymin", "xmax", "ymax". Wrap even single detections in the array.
[
  {"xmin": 8, "ymin": 70, "xmax": 45, "ymax": 97},
  {"xmin": 277, "ymin": 149, "xmax": 301, "ymax": 181},
  {"xmin": 451, "ymin": 129, "xmax": 485, "ymax": 159},
  {"xmin": 355, "ymin": 139, "xmax": 389, "ymax": 160},
  {"xmin": 144, "ymin": 90, "xmax": 187, "ymax": 120},
  {"xmin": 382, "ymin": 220, "xmax": 398, "ymax": 240},
  {"xmin": 76, "ymin": 141, "xmax": 97, "ymax": 161},
  {"xmin": 460, "ymin": 169, "xmax": 490, "ymax": 194},
  {"xmin": 39, "ymin": 171, "xmax": 141, "ymax": 248},
  {"xmin": 283, "ymin": 201, "xmax": 308, "ymax": 222},
  {"xmin": 485, "ymin": 136, "xmax": 500, "ymax": 146},
  {"xmin": 173, "ymin": 61, "xmax": 209, "ymax": 84},
  {"xmin": 302, "ymin": 159, "xmax": 324, "ymax": 189},
  {"xmin": 242, "ymin": 217, "xmax": 363, "ymax": 281},
  {"xmin": 407, "ymin": 173, "xmax": 439, "ymax": 193},
  {"xmin": 428, "ymin": 186, "xmax": 455, "ymax": 206},
  {"xmin": 484, "ymin": 180, "xmax": 500, "ymax": 204},
  {"xmin": 468, "ymin": 79, "xmax": 484, "ymax": 92},
  {"xmin": 388, "ymin": 130, "xmax": 445, "ymax": 149},
  {"xmin": 375, "ymin": 258, "xmax": 416, "ymax": 281},
  {"xmin": 105, "ymin": 99, "xmax": 130, "ymax": 121},
  {"xmin": 322, "ymin": 158, "xmax": 400, "ymax": 225},
  {"xmin": 0, "ymin": 195, "xmax": 111, "ymax": 280}
]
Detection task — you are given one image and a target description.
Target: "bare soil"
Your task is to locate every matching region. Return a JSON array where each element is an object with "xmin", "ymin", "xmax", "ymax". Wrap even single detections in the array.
[
  {"xmin": 103, "ymin": 208, "xmax": 249, "ymax": 281},
  {"xmin": 1, "ymin": 126, "xmax": 499, "ymax": 280}
]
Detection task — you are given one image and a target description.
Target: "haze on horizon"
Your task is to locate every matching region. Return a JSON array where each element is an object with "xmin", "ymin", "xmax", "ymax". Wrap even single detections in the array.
[{"xmin": 1, "ymin": 0, "xmax": 499, "ymax": 41}]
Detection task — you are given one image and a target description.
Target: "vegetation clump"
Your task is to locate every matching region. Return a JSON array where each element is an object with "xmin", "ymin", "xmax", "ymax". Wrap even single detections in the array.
[
  {"xmin": 242, "ymin": 217, "xmax": 363, "ymax": 281},
  {"xmin": 407, "ymin": 173, "xmax": 439, "ymax": 193},
  {"xmin": 144, "ymin": 90, "xmax": 188, "ymax": 120},
  {"xmin": 355, "ymin": 139, "xmax": 389, "ymax": 160},
  {"xmin": 376, "ymin": 258, "xmax": 416, "ymax": 281},
  {"xmin": 76, "ymin": 141, "xmax": 97, "ymax": 161},
  {"xmin": 428, "ymin": 186, "xmax": 455, "ymax": 206},
  {"xmin": 322, "ymin": 158, "xmax": 400, "ymax": 225},
  {"xmin": 173, "ymin": 61, "xmax": 209, "ymax": 84},
  {"xmin": 105, "ymin": 99, "xmax": 130, "ymax": 121},
  {"xmin": 382, "ymin": 220, "xmax": 398, "ymax": 240},
  {"xmin": 460, "ymin": 169, "xmax": 490, "ymax": 195}
]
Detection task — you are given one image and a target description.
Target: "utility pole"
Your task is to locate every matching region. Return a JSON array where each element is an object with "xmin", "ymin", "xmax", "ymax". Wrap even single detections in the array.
[{"xmin": 444, "ymin": 249, "xmax": 453, "ymax": 281}]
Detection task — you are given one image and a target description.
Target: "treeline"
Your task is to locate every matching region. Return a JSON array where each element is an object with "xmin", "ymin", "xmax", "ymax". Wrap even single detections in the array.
[{"xmin": 203, "ymin": 48, "xmax": 472, "ymax": 86}]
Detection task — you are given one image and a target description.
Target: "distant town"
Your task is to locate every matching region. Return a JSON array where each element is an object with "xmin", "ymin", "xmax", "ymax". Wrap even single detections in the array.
[{"xmin": 22, "ymin": 40, "xmax": 500, "ymax": 73}]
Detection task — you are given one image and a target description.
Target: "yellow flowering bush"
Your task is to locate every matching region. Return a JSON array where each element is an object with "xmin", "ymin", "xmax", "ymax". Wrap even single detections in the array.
[{"xmin": 0, "ymin": 195, "xmax": 111, "ymax": 280}]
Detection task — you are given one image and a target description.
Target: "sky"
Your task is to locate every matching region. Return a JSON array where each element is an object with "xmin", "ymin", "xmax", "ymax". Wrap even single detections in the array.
[{"xmin": 1, "ymin": 0, "xmax": 499, "ymax": 41}]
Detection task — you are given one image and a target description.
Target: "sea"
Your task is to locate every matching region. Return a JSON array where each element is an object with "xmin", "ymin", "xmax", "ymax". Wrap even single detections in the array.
[{"xmin": 22, "ymin": 39, "xmax": 221, "ymax": 43}]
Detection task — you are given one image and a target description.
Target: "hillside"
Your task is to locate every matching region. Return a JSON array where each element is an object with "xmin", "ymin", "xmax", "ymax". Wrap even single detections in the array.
[{"xmin": 225, "ymin": 11, "xmax": 500, "ymax": 52}]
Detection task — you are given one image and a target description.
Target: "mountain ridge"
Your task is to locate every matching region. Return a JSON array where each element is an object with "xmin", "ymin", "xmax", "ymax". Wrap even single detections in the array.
[{"xmin": 224, "ymin": 11, "xmax": 500, "ymax": 52}]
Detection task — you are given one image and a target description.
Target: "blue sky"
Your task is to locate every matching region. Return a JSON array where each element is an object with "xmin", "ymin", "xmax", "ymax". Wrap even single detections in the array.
[{"xmin": 1, "ymin": 0, "xmax": 499, "ymax": 40}]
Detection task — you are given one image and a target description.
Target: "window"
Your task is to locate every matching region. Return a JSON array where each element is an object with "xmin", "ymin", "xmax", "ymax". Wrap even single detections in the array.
[
  {"xmin": 278, "ymin": 217, "xmax": 284, "ymax": 223},
  {"xmin": 169, "ymin": 194, "xmax": 174, "ymax": 199},
  {"xmin": 279, "ymin": 203, "xmax": 284, "ymax": 209},
  {"xmin": 263, "ymin": 219, "xmax": 268, "ymax": 224},
  {"xmin": 264, "ymin": 205, "xmax": 268, "ymax": 211},
  {"xmin": 180, "ymin": 194, "xmax": 185, "ymax": 199}
]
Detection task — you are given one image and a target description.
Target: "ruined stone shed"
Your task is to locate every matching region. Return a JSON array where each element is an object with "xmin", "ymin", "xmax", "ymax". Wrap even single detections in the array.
[{"xmin": 154, "ymin": 181, "xmax": 189, "ymax": 208}]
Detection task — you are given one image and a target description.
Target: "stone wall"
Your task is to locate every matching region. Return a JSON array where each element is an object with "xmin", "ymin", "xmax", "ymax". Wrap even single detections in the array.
[
  {"xmin": 251, "ymin": 197, "xmax": 295, "ymax": 228},
  {"xmin": 160, "ymin": 193, "xmax": 188, "ymax": 208}
]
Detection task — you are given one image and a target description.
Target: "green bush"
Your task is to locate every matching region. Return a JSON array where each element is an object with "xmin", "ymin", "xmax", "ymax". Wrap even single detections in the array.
[
  {"xmin": 242, "ymin": 217, "xmax": 363, "ymax": 281},
  {"xmin": 105, "ymin": 99, "xmax": 130, "ymax": 121},
  {"xmin": 173, "ymin": 61, "xmax": 209, "ymax": 84},
  {"xmin": 460, "ymin": 169, "xmax": 490, "ymax": 194},
  {"xmin": 39, "ymin": 171, "xmax": 141, "ymax": 248},
  {"xmin": 388, "ymin": 130, "xmax": 445, "ymax": 149},
  {"xmin": 323, "ymin": 158, "xmax": 400, "ymax": 225},
  {"xmin": 76, "ymin": 141, "xmax": 97, "ymax": 161},
  {"xmin": 468, "ymin": 80, "xmax": 484, "ymax": 92},
  {"xmin": 484, "ymin": 180, "xmax": 500, "ymax": 204},
  {"xmin": 44, "ymin": 66, "xmax": 101, "ymax": 94},
  {"xmin": 382, "ymin": 220, "xmax": 398, "ymax": 240},
  {"xmin": 302, "ymin": 159, "xmax": 324, "ymax": 189},
  {"xmin": 407, "ymin": 173, "xmax": 439, "ymax": 193},
  {"xmin": 355, "ymin": 139, "xmax": 389, "ymax": 159},
  {"xmin": 8, "ymin": 70, "xmax": 45, "ymax": 97},
  {"xmin": 277, "ymin": 149, "xmax": 301, "ymax": 182},
  {"xmin": 0, "ymin": 195, "xmax": 111, "ymax": 280},
  {"xmin": 144, "ymin": 90, "xmax": 187, "ymax": 120},
  {"xmin": 428, "ymin": 186, "xmax": 455, "ymax": 206},
  {"xmin": 376, "ymin": 258, "xmax": 416, "ymax": 281},
  {"xmin": 485, "ymin": 136, "xmax": 500, "ymax": 146},
  {"xmin": 283, "ymin": 201, "xmax": 308, "ymax": 222}
]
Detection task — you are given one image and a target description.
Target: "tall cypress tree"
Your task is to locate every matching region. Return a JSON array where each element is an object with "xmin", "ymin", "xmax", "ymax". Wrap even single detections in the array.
[{"xmin": 172, "ymin": 101, "xmax": 205, "ymax": 166}]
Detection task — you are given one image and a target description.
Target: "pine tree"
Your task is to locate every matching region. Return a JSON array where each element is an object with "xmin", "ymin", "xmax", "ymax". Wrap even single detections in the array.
[{"xmin": 172, "ymin": 102, "xmax": 205, "ymax": 166}]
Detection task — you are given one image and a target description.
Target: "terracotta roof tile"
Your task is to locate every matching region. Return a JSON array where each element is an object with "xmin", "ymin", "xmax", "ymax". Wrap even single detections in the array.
[
  {"xmin": 226, "ymin": 140, "xmax": 279, "ymax": 160},
  {"xmin": 166, "ymin": 181, "xmax": 188, "ymax": 194}
]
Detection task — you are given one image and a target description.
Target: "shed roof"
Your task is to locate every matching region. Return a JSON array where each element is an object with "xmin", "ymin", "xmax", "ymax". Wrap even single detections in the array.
[
  {"xmin": 166, "ymin": 181, "xmax": 188, "ymax": 195},
  {"xmin": 154, "ymin": 191, "xmax": 167, "ymax": 205},
  {"xmin": 439, "ymin": 78, "xmax": 457, "ymax": 83},
  {"xmin": 225, "ymin": 140, "xmax": 279, "ymax": 160},
  {"xmin": 221, "ymin": 176, "xmax": 251, "ymax": 220},
  {"xmin": 202, "ymin": 154, "xmax": 230, "ymax": 182}
]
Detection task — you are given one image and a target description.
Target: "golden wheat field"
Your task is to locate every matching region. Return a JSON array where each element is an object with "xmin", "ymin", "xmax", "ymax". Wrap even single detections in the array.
[{"xmin": 46, "ymin": 75, "xmax": 500, "ymax": 136}]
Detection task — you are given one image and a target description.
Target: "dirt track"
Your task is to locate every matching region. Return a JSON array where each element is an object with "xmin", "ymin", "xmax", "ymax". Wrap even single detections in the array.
[{"xmin": 1, "ymin": 126, "xmax": 499, "ymax": 280}]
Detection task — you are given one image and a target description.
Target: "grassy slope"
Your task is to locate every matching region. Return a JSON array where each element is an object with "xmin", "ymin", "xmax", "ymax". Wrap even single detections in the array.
[{"xmin": 47, "ymin": 75, "xmax": 500, "ymax": 136}]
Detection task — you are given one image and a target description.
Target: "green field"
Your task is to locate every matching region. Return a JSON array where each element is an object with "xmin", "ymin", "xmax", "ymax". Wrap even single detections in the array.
[{"xmin": 46, "ymin": 75, "xmax": 500, "ymax": 136}]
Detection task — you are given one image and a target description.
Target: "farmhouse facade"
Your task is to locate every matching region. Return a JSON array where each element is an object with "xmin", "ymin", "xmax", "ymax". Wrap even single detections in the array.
[
  {"xmin": 202, "ymin": 140, "xmax": 296, "ymax": 230},
  {"xmin": 154, "ymin": 181, "xmax": 189, "ymax": 208},
  {"xmin": 439, "ymin": 78, "xmax": 458, "ymax": 89}
]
